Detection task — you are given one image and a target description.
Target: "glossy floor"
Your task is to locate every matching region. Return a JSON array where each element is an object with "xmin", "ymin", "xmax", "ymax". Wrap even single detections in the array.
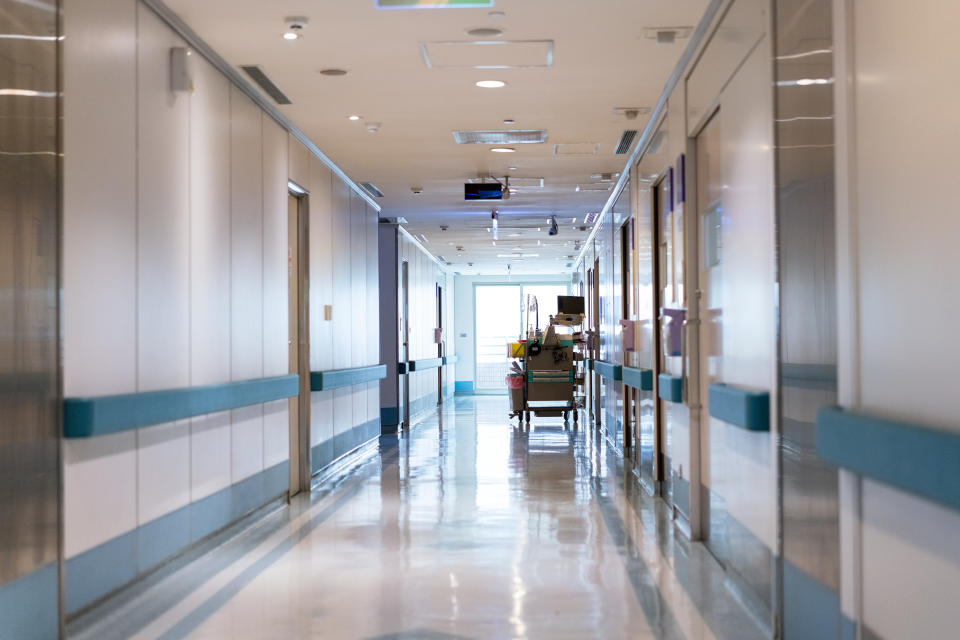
[{"xmin": 70, "ymin": 396, "xmax": 767, "ymax": 639}]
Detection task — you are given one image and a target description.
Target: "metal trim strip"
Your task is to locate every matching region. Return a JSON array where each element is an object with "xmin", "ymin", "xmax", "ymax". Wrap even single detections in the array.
[
  {"xmin": 442, "ymin": 355, "xmax": 459, "ymax": 365},
  {"xmin": 138, "ymin": 0, "xmax": 380, "ymax": 211},
  {"xmin": 708, "ymin": 383, "xmax": 770, "ymax": 431},
  {"xmin": 309, "ymin": 365, "xmax": 387, "ymax": 391},
  {"xmin": 63, "ymin": 375, "xmax": 299, "ymax": 438},
  {"xmin": 816, "ymin": 407, "xmax": 960, "ymax": 513}
]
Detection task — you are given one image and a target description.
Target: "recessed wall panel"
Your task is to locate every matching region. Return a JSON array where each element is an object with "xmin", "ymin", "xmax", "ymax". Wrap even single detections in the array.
[
  {"xmin": 63, "ymin": 0, "xmax": 137, "ymax": 397},
  {"xmin": 189, "ymin": 55, "xmax": 231, "ymax": 387},
  {"xmin": 137, "ymin": 9, "xmax": 190, "ymax": 392}
]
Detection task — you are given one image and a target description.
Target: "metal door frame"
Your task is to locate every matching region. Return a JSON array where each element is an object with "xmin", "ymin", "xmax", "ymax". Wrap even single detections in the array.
[{"xmin": 288, "ymin": 188, "xmax": 311, "ymax": 494}]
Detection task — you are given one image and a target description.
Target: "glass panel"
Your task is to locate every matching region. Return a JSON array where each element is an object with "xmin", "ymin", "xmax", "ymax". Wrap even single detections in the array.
[
  {"xmin": 475, "ymin": 285, "xmax": 521, "ymax": 391},
  {"xmin": 521, "ymin": 284, "xmax": 570, "ymax": 334}
]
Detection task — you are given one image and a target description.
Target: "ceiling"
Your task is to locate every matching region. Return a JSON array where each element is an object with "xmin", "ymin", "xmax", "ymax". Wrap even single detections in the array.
[{"xmin": 165, "ymin": 0, "xmax": 709, "ymax": 274}]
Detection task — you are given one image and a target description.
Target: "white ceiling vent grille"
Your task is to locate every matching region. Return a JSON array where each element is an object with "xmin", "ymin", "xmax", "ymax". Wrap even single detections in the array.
[
  {"xmin": 614, "ymin": 130, "xmax": 638, "ymax": 154},
  {"xmin": 508, "ymin": 177, "xmax": 545, "ymax": 188},
  {"xmin": 358, "ymin": 182, "xmax": 384, "ymax": 198},
  {"xmin": 554, "ymin": 142, "xmax": 599, "ymax": 157},
  {"xmin": 453, "ymin": 130, "xmax": 548, "ymax": 145},
  {"xmin": 421, "ymin": 40, "xmax": 554, "ymax": 69}
]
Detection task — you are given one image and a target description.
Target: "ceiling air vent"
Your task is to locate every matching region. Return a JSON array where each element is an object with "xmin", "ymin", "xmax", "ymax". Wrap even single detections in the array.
[
  {"xmin": 453, "ymin": 130, "xmax": 548, "ymax": 145},
  {"xmin": 358, "ymin": 182, "xmax": 384, "ymax": 198},
  {"xmin": 240, "ymin": 65, "xmax": 291, "ymax": 105},
  {"xmin": 614, "ymin": 130, "xmax": 638, "ymax": 154}
]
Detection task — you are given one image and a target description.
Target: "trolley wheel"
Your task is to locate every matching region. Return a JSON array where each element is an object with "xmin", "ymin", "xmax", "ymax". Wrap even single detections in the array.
[
  {"xmin": 525, "ymin": 411, "xmax": 531, "ymax": 422},
  {"xmin": 573, "ymin": 410, "xmax": 579, "ymax": 423},
  {"xmin": 563, "ymin": 411, "xmax": 569, "ymax": 421}
]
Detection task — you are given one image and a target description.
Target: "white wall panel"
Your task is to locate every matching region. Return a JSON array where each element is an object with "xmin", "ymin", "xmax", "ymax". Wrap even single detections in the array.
[
  {"xmin": 311, "ymin": 391, "xmax": 334, "ymax": 448},
  {"xmin": 137, "ymin": 8, "xmax": 190, "ymax": 392},
  {"xmin": 64, "ymin": 434, "xmax": 137, "ymax": 557},
  {"xmin": 331, "ymin": 179, "xmax": 352, "ymax": 371},
  {"xmin": 190, "ymin": 412, "xmax": 232, "ymax": 501},
  {"xmin": 230, "ymin": 87, "xmax": 264, "ymax": 382},
  {"xmin": 853, "ymin": 1, "xmax": 960, "ymax": 429},
  {"xmin": 262, "ymin": 117, "xmax": 289, "ymax": 378},
  {"xmin": 288, "ymin": 137, "xmax": 310, "ymax": 192},
  {"xmin": 189, "ymin": 55, "xmax": 231, "ymax": 387},
  {"xmin": 861, "ymin": 481, "xmax": 960, "ymax": 638},
  {"xmin": 308, "ymin": 156, "xmax": 333, "ymax": 372},
  {"xmin": 63, "ymin": 0, "xmax": 137, "ymax": 397},
  {"xmin": 231, "ymin": 405, "xmax": 264, "ymax": 482},
  {"xmin": 138, "ymin": 421, "xmax": 191, "ymax": 523},
  {"xmin": 262, "ymin": 400, "xmax": 289, "ymax": 468}
]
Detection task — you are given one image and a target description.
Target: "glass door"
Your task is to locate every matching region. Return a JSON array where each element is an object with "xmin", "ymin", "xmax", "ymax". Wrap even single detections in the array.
[{"xmin": 474, "ymin": 285, "xmax": 522, "ymax": 392}]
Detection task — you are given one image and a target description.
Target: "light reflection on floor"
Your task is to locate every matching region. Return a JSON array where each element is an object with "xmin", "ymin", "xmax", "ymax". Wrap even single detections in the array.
[{"xmin": 70, "ymin": 396, "xmax": 767, "ymax": 640}]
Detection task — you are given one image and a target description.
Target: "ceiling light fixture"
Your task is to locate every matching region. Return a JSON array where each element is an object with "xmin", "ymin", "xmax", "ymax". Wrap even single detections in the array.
[
  {"xmin": 348, "ymin": 115, "xmax": 361, "ymax": 121},
  {"xmin": 476, "ymin": 80, "xmax": 506, "ymax": 88},
  {"xmin": 467, "ymin": 27, "xmax": 503, "ymax": 38},
  {"xmin": 508, "ymin": 167, "xmax": 517, "ymax": 171},
  {"xmin": 319, "ymin": 68, "xmax": 348, "ymax": 76},
  {"xmin": 490, "ymin": 147, "xmax": 515, "ymax": 153},
  {"xmin": 503, "ymin": 118, "xmax": 515, "ymax": 125},
  {"xmin": 283, "ymin": 17, "xmax": 308, "ymax": 40}
]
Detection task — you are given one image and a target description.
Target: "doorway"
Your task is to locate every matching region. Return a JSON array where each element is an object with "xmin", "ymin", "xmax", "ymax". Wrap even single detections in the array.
[
  {"xmin": 621, "ymin": 221, "xmax": 636, "ymax": 458},
  {"xmin": 652, "ymin": 171, "xmax": 676, "ymax": 500},
  {"xmin": 436, "ymin": 284, "xmax": 444, "ymax": 405},
  {"xmin": 288, "ymin": 189, "xmax": 310, "ymax": 495},
  {"xmin": 473, "ymin": 283, "xmax": 570, "ymax": 393},
  {"xmin": 401, "ymin": 261, "xmax": 410, "ymax": 428}
]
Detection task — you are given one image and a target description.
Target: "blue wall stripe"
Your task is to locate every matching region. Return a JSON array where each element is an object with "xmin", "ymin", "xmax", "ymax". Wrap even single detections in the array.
[
  {"xmin": 783, "ymin": 560, "xmax": 841, "ymax": 640},
  {"xmin": 594, "ymin": 360, "xmax": 622, "ymax": 381},
  {"xmin": 708, "ymin": 384, "xmax": 770, "ymax": 431},
  {"xmin": 442, "ymin": 355, "xmax": 459, "ymax": 365},
  {"xmin": 310, "ymin": 419, "xmax": 381, "ymax": 474},
  {"xmin": 408, "ymin": 357, "xmax": 443, "ymax": 371},
  {"xmin": 65, "ymin": 460, "xmax": 290, "ymax": 614},
  {"xmin": 658, "ymin": 374, "xmax": 683, "ymax": 402},
  {"xmin": 623, "ymin": 366, "xmax": 653, "ymax": 391},
  {"xmin": 0, "ymin": 563, "xmax": 59, "ymax": 640},
  {"xmin": 64, "ymin": 374, "xmax": 299, "ymax": 438},
  {"xmin": 454, "ymin": 381, "xmax": 474, "ymax": 394},
  {"xmin": 380, "ymin": 406, "xmax": 399, "ymax": 426},
  {"xmin": 309, "ymin": 365, "xmax": 386, "ymax": 391},
  {"xmin": 138, "ymin": 508, "xmax": 191, "ymax": 575},
  {"xmin": 817, "ymin": 407, "xmax": 960, "ymax": 513}
]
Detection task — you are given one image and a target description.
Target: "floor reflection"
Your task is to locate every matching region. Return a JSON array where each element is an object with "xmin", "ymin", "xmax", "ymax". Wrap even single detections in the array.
[{"xmin": 71, "ymin": 395, "xmax": 767, "ymax": 640}]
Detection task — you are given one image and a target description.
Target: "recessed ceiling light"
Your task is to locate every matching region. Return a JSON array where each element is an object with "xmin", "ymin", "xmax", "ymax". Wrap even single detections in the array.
[
  {"xmin": 319, "ymin": 68, "xmax": 348, "ymax": 76},
  {"xmin": 348, "ymin": 115, "xmax": 361, "ymax": 121},
  {"xmin": 489, "ymin": 10, "xmax": 506, "ymax": 18},
  {"xmin": 283, "ymin": 17, "xmax": 307, "ymax": 40},
  {"xmin": 467, "ymin": 27, "xmax": 503, "ymax": 38},
  {"xmin": 503, "ymin": 118, "xmax": 515, "ymax": 125},
  {"xmin": 476, "ymin": 80, "xmax": 506, "ymax": 88},
  {"xmin": 490, "ymin": 147, "xmax": 515, "ymax": 153},
  {"xmin": 508, "ymin": 167, "xmax": 517, "ymax": 171}
]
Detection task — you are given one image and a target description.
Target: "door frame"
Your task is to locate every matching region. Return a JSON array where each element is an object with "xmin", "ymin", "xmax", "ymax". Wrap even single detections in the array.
[
  {"xmin": 288, "ymin": 186, "xmax": 311, "ymax": 495},
  {"xmin": 401, "ymin": 260, "xmax": 410, "ymax": 428}
]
